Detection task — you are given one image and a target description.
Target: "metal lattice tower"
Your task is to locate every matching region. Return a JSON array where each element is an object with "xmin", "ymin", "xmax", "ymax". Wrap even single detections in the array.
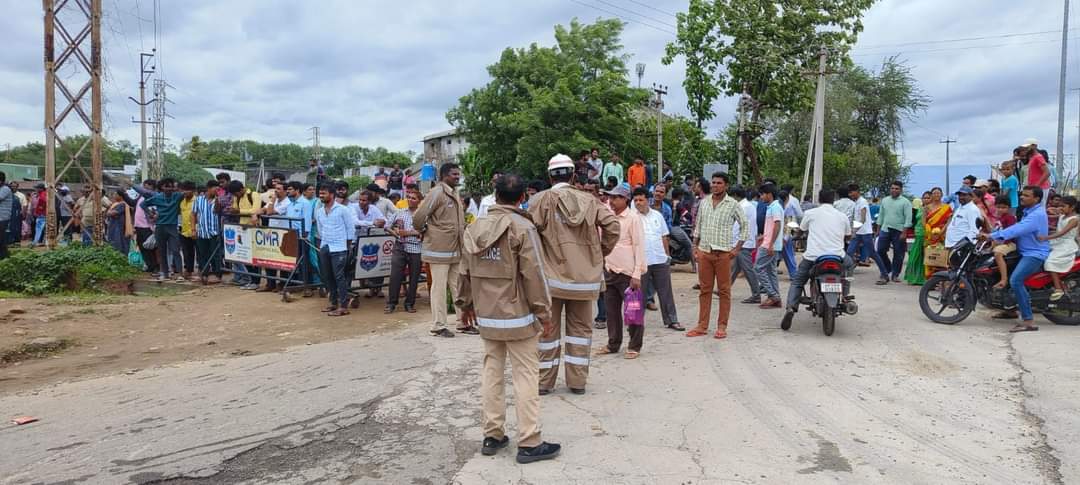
[
  {"xmin": 149, "ymin": 79, "xmax": 171, "ymax": 180},
  {"xmin": 43, "ymin": 0, "xmax": 104, "ymax": 247}
]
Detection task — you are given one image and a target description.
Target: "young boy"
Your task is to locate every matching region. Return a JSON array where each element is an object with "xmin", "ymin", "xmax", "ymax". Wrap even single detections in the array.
[
  {"xmin": 989, "ymin": 196, "xmax": 1018, "ymax": 289},
  {"xmin": 999, "ymin": 161, "xmax": 1020, "ymax": 216}
]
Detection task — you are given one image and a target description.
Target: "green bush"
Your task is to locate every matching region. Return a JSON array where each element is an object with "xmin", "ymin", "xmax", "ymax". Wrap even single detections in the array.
[{"xmin": 0, "ymin": 246, "xmax": 139, "ymax": 295}]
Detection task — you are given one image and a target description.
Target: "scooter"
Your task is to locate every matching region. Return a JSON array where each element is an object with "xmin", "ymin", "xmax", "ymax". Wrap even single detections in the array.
[
  {"xmin": 918, "ymin": 238, "xmax": 1080, "ymax": 325},
  {"xmin": 780, "ymin": 221, "xmax": 859, "ymax": 336}
]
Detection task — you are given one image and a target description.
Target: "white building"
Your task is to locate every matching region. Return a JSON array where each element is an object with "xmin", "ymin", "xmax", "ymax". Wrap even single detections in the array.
[{"xmin": 422, "ymin": 128, "xmax": 469, "ymax": 165}]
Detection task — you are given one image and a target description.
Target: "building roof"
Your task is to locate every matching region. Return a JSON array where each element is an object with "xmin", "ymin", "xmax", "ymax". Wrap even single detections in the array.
[{"xmin": 422, "ymin": 128, "xmax": 461, "ymax": 142}]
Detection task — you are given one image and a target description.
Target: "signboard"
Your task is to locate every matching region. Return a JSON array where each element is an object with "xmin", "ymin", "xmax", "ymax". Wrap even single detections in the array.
[
  {"xmin": 223, "ymin": 224, "xmax": 298, "ymax": 271},
  {"xmin": 354, "ymin": 235, "xmax": 395, "ymax": 279}
]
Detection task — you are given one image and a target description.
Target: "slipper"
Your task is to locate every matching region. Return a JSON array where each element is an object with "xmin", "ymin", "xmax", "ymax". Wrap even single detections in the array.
[
  {"xmin": 992, "ymin": 282, "xmax": 1008, "ymax": 289},
  {"xmin": 713, "ymin": 330, "xmax": 728, "ymax": 339},
  {"xmin": 1009, "ymin": 325, "xmax": 1038, "ymax": 333},
  {"xmin": 321, "ymin": 306, "xmax": 338, "ymax": 313},
  {"xmin": 327, "ymin": 309, "xmax": 350, "ymax": 317},
  {"xmin": 686, "ymin": 329, "xmax": 708, "ymax": 337},
  {"xmin": 624, "ymin": 351, "xmax": 640, "ymax": 360},
  {"xmin": 595, "ymin": 346, "xmax": 617, "ymax": 355}
]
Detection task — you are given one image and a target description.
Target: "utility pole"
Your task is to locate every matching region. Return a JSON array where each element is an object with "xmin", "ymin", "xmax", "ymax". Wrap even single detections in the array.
[
  {"xmin": 1056, "ymin": 0, "xmax": 1071, "ymax": 185},
  {"xmin": 652, "ymin": 83, "xmax": 667, "ymax": 183},
  {"xmin": 309, "ymin": 126, "xmax": 321, "ymax": 165},
  {"xmin": 801, "ymin": 47, "xmax": 828, "ymax": 203},
  {"xmin": 150, "ymin": 79, "xmax": 172, "ymax": 180},
  {"xmin": 635, "ymin": 63, "xmax": 645, "ymax": 89},
  {"xmin": 128, "ymin": 51, "xmax": 155, "ymax": 181},
  {"xmin": 940, "ymin": 138, "xmax": 957, "ymax": 191},
  {"xmin": 43, "ymin": 0, "xmax": 104, "ymax": 247},
  {"xmin": 736, "ymin": 91, "xmax": 749, "ymax": 185}
]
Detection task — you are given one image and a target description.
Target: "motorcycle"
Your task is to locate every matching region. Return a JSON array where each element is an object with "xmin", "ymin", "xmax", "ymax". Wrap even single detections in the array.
[
  {"xmin": 667, "ymin": 223, "xmax": 694, "ymax": 266},
  {"xmin": 917, "ymin": 238, "xmax": 1080, "ymax": 325},
  {"xmin": 780, "ymin": 221, "xmax": 860, "ymax": 336}
]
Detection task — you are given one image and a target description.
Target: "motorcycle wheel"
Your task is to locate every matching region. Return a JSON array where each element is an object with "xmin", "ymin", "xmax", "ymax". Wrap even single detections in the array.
[
  {"xmin": 781, "ymin": 311, "xmax": 794, "ymax": 331},
  {"xmin": 822, "ymin": 310, "xmax": 835, "ymax": 336},
  {"xmin": 919, "ymin": 274, "xmax": 974, "ymax": 324},
  {"xmin": 1045, "ymin": 277, "xmax": 1080, "ymax": 325}
]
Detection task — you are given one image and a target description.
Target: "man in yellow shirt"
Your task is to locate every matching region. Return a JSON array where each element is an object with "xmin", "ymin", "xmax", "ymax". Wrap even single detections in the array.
[{"xmin": 179, "ymin": 181, "xmax": 198, "ymax": 279}]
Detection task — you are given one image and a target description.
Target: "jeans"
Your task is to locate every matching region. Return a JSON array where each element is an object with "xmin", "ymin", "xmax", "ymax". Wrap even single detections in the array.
[
  {"xmin": 195, "ymin": 237, "xmax": 223, "ymax": 277},
  {"xmin": 386, "ymin": 246, "xmax": 421, "ymax": 308},
  {"xmin": 642, "ymin": 262, "xmax": 678, "ymax": 326},
  {"xmin": 754, "ymin": 247, "xmax": 780, "ymax": 298},
  {"xmin": 318, "ymin": 246, "xmax": 349, "ymax": 308},
  {"xmin": 154, "ymin": 225, "xmax": 181, "ymax": 278},
  {"xmin": 33, "ymin": 216, "xmax": 46, "ymax": 245},
  {"xmin": 81, "ymin": 227, "xmax": 93, "ymax": 246},
  {"xmin": 180, "ymin": 235, "xmax": 196, "ymax": 273},
  {"xmin": 787, "ymin": 256, "xmax": 854, "ymax": 311},
  {"xmin": 782, "ymin": 237, "xmax": 797, "ymax": 276},
  {"xmin": 876, "ymin": 228, "xmax": 908, "ymax": 279},
  {"xmin": 730, "ymin": 246, "xmax": 760, "ymax": 296},
  {"xmin": 0, "ymin": 221, "xmax": 8, "ymax": 260},
  {"xmin": 596, "ymin": 295, "xmax": 606, "ymax": 322},
  {"xmin": 135, "ymin": 227, "xmax": 158, "ymax": 273},
  {"xmin": 847, "ymin": 233, "xmax": 885, "ymax": 271},
  {"xmin": 232, "ymin": 263, "xmax": 250, "ymax": 284},
  {"xmin": 1011, "ymin": 256, "xmax": 1045, "ymax": 321}
]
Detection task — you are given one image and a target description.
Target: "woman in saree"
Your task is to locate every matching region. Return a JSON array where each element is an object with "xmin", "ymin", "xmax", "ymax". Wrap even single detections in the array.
[
  {"xmin": 923, "ymin": 187, "xmax": 952, "ymax": 278},
  {"xmin": 105, "ymin": 189, "xmax": 132, "ymax": 254},
  {"xmin": 904, "ymin": 191, "xmax": 932, "ymax": 285}
]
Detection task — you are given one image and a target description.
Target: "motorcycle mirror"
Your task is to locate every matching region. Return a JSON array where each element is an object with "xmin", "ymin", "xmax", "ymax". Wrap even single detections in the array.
[
  {"xmin": 852, "ymin": 221, "xmax": 864, "ymax": 230},
  {"xmin": 786, "ymin": 221, "xmax": 800, "ymax": 230}
]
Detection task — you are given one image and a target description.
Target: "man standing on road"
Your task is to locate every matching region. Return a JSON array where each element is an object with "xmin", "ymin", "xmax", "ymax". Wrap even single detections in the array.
[
  {"xmin": 191, "ymin": 180, "xmax": 223, "ymax": 285},
  {"xmin": 414, "ymin": 163, "xmax": 468, "ymax": 337},
  {"xmin": 529, "ymin": 154, "xmax": 619, "ymax": 395},
  {"xmin": 690, "ymin": 172, "xmax": 748, "ymax": 339},
  {"xmin": 634, "ymin": 187, "xmax": 684, "ymax": 331},
  {"xmin": 456, "ymin": 173, "xmax": 561, "ymax": 464},
  {"xmin": 729, "ymin": 186, "xmax": 760, "ymax": 303},
  {"xmin": 875, "ymin": 181, "xmax": 913, "ymax": 285},
  {"xmin": 754, "ymin": 184, "xmax": 784, "ymax": 309},
  {"xmin": 845, "ymin": 184, "xmax": 885, "ymax": 272},
  {"xmin": 595, "ymin": 183, "xmax": 646, "ymax": 359},
  {"xmin": 385, "ymin": 190, "xmax": 423, "ymax": 314},
  {"xmin": 782, "ymin": 189, "xmax": 852, "ymax": 328},
  {"xmin": 315, "ymin": 183, "xmax": 354, "ymax": 317},
  {"xmin": 138, "ymin": 178, "xmax": 184, "ymax": 282},
  {"xmin": 0, "ymin": 172, "xmax": 11, "ymax": 260},
  {"xmin": 990, "ymin": 186, "xmax": 1050, "ymax": 332}
]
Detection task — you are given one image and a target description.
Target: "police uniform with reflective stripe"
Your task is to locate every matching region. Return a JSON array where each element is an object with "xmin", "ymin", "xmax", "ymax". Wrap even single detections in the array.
[
  {"xmin": 414, "ymin": 181, "xmax": 466, "ymax": 331},
  {"xmin": 528, "ymin": 183, "xmax": 620, "ymax": 391},
  {"xmin": 456, "ymin": 204, "xmax": 552, "ymax": 448}
]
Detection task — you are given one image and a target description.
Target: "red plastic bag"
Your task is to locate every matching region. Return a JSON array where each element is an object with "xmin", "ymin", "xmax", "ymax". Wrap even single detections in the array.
[{"xmin": 623, "ymin": 287, "xmax": 645, "ymax": 326}]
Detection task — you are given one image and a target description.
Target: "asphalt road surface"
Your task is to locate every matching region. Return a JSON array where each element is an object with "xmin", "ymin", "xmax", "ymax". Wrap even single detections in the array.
[{"xmin": 2, "ymin": 269, "xmax": 1076, "ymax": 484}]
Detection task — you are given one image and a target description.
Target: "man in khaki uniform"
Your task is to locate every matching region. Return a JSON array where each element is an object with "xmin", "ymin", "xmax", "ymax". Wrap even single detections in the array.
[
  {"xmin": 414, "ymin": 163, "xmax": 469, "ymax": 338},
  {"xmin": 528, "ymin": 154, "xmax": 620, "ymax": 395},
  {"xmin": 457, "ymin": 174, "xmax": 562, "ymax": 464}
]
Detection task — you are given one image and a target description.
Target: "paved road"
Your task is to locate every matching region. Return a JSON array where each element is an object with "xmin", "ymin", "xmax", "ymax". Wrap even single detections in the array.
[{"xmin": 1, "ymin": 269, "xmax": 1076, "ymax": 484}]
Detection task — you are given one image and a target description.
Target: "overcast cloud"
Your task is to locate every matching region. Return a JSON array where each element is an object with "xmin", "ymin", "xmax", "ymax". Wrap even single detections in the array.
[{"xmin": 1, "ymin": 0, "xmax": 1077, "ymax": 171}]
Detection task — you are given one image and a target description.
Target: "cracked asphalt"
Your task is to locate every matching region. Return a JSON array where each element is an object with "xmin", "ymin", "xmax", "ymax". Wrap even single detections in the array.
[{"xmin": 1, "ymin": 269, "xmax": 1077, "ymax": 484}]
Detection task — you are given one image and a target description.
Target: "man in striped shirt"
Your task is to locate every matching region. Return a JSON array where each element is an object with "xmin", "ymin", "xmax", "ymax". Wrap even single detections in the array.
[
  {"xmin": 385, "ymin": 190, "xmax": 423, "ymax": 313},
  {"xmin": 191, "ymin": 180, "xmax": 223, "ymax": 285}
]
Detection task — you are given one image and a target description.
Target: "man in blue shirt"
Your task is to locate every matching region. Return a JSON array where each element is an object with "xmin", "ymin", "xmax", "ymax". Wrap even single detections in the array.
[
  {"xmin": 990, "ymin": 185, "xmax": 1050, "ymax": 332},
  {"xmin": 137, "ymin": 178, "xmax": 184, "ymax": 282},
  {"xmin": 315, "ymin": 183, "xmax": 355, "ymax": 317}
]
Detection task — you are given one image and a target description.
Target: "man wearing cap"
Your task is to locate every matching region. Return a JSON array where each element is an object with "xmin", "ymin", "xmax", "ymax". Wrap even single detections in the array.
[
  {"xmin": 529, "ymin": 154, "xmax": 619, "ymax": 395},
  {"xmin": 1021, "ymin": 139, "xmax": 1052, "ymax": 191},
  {"xmin": 596, "ymin": 182, "xmax": 647, "ymax": 358},
  {"xmin": 414, "ymin": 163, "xmax": 468, "ymax": 337},
  {"xmin": 366, "ymin": 183, "xmax": 397, "ymax": 219},
  {"xmin": 944, "ymin": 186, "xmax": 981, "ymax": 250}
]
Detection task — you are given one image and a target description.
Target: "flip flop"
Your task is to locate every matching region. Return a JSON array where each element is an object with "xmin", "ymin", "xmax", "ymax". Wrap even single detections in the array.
[
  {"xmin": 595, "ymin": 346, "xmax": 617, "ymax": 355},
  {"xmin": 1009, "ymin": 325, "xmax": 1038, "ymax": 333},
  {"xmin": 624, "ymin": 351, "xmax": 640, "ymax": 360}
]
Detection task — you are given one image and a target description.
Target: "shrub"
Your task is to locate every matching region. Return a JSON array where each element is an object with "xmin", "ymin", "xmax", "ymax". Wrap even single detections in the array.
[{"xmin": 0, "ymin": 246, "xmax": 140, "ymax": 295}]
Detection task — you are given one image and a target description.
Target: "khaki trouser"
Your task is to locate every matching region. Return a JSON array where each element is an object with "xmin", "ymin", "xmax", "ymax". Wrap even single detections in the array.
[
  {"xmin": 483, "ymin": 335, "xmax": 542, "ymax": 448},
  {"xmin": 696, "ymin": 250, "xmax": 733, "ymax": 333},
  {"xmin": 428, "ymin": 262, "xmax": 460, "ymax": 332},
  {"xmin": 538, "ymin": 298, "xmax": 593, "ymax": 391}
]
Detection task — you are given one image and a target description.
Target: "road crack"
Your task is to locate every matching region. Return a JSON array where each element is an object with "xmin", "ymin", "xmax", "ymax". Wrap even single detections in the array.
[{"xmin": 1005, "ymin": 333, "xmax": 1064, "ymax": 485}]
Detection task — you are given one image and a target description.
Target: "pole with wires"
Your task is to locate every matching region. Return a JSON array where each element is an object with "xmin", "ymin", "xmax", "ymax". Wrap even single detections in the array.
[{"xmin": 1056, "ymin": 0, "xmax": 1070, "ymax": 185}]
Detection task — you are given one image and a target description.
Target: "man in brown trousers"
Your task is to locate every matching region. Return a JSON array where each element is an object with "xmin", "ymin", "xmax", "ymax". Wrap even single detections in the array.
[
  {"xmin": 528, "ymin": 154, "xmax": 619, "ymax": 396},
  {"xmin": 457, "ymin": 174, "xmax": 561, "ymax": 464},
  {"xmin": 414, "ymin": 163, "xmax": 469, "ymax": 337}
]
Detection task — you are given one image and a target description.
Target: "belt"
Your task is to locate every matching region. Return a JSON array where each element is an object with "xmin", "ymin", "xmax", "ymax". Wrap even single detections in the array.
[{"xmin": 709, "ymin": 249, "xmax": 732, "ymax": 254}]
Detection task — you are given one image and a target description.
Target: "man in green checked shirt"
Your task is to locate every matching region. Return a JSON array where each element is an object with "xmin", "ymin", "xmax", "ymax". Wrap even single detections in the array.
[{"xmin": 689, "ymin": 172, "xmax": 749, "ymax": 340}]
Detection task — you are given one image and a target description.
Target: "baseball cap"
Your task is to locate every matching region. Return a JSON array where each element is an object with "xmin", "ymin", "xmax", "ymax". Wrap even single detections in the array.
[
  {"xmin": 1021, "ymin": 137, "xmax": 1039, "ymax": 147},
  {"xmin": 604, "ymin": 182, "xmax": 632, "ymax": 198},
  {"xmin": 547, "ymin": 154, "xmax": 575, "ymax": 172},
  {"xmin": 955, "ymin": 186, "xmax": 973, "ymax": 195}
]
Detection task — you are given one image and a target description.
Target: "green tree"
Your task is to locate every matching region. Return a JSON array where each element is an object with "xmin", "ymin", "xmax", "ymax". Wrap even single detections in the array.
[
  {"xmin": 662, "ymin": 0, "xmax": 721, "ymax": 129},
  {"xmin": 665, "ymin": 0, "xmax": 875, "ymax": 184}
]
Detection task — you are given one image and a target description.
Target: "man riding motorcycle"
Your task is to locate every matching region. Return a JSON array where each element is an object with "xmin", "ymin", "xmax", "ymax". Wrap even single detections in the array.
[
  {"xmin": 988, "ymin": 185, "xmax": 1050, "ymax": 332},
  {"xmin": 782, "ymin": 189, "xmax": 854, "ymax": 322}
]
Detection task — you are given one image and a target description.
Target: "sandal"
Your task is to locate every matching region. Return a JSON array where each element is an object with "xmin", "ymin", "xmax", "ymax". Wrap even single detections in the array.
[
  {"xmin": 624, "ymin": 350, "xmax": 640, "ymax": 360},
  {"xmin": 686, "ymin": 329, "xmax": 708, "ymax": 337},
  {"xmin": 595, "ymin": 346, "xmax": 616, "ymax": 355},
  {"xmin": 327, "ymin": 309, "xmax": 350, "ymax": 317},
  {"xmin": 321, "ymin": 306, "xmax": 338, "ymax": 313},
  {"xmin": 1009, "ymin": 324, "xmax": 1038, "ymax": 333},
  {"xmin": 666, "ymin": 323, "xmax": 686, "ymax": 331}
]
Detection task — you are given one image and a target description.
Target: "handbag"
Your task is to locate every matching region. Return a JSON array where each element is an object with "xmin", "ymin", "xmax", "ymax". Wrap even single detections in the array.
[
  {"xmin": 142, "ymin": 233, "xmax": 157, "ymax": 250},
  {"xmin": 128, "ymin": 240, "xmax": 144, "ymax": 268},
  {"xmin": 924, "ymin": 244, "xmax": 949, "ymax": 267},
  {"xmin": 623, "ymin": 287, "xmax": 645, "ymax": 326}
]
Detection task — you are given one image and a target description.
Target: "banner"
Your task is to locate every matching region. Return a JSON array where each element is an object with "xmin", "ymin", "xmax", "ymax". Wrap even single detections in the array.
[
  {"xmin": 355, "ymin": 235, "xmax": 395, "ymax": 279},
  {"xmin": 224, "ymin": 224, "xmax": 298, "ymax": 271}
]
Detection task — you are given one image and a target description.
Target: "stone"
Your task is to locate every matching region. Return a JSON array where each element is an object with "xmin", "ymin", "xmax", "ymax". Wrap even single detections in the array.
[
  {"xmin": 8, "ymin": 308, "xmax": 26, "ymax": 315},
  {"xmin": 25, "ymin": 337, "xmax": 62, "ymax": 351}
]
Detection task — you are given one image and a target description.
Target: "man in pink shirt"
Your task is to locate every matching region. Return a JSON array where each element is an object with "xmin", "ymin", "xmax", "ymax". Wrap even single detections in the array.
[
  {"xmin": 1022, "ymin": 139, "xmax": 1051, "ymax": 190},
  {"xmin": 596, "ymin": 184, "xmax": 646, "ymax": 360}
]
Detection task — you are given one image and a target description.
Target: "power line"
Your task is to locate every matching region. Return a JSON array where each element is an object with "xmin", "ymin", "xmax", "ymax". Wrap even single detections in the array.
[
  {"xmin": 856, "ymin": 28, "xmax": 1077, "ymax": 50},
  {"xmin": 851, "ymin": 38, "xmax": 1061, "ymax": 57},
  {"xmin": 570, "ymin": 0, "xmax": 669, "ymax": 35},
  {"xmin": 623, "ymin": 0, "xmax": 677, "ymax": 18},
  {"xmin": 591, "ymin": 0, "xmax": 676, "ymax": 28}
]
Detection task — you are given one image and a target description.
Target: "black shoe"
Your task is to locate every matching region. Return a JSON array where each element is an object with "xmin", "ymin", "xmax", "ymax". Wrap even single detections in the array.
[
  {"xmin": 740, "ymin": 296, "xmax": 761, "ymax": 304},
  {"xmin": 594, "ymin": 320, "xmax": 606, "ymax": 329},
  {"xmin": 517, "ymin": 442, "xmax": 561, "ymax": 464},
  {"xmin": 569, "ymin": 388, "xmax": 585, "ymax": 395},
  {"xmin": 481, "ymin": 436, "xmax": 509, "ymax": 456},
  {"xmin": 539, "ymin": 388, "xmax": 551, "ymax": 396},
  {"xmin": 432, "ymin": 328, "xmax": 455, "ymax": 338},
  {"xmin": 457, "ymin": 326, "xmax": 480, "ymax": 335}
]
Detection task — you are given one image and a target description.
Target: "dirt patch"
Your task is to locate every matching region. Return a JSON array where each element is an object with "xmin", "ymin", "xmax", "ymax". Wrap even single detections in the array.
[
  {"xmin": 0, "ymin": 280, "xmax": 432, "ymax": 393},
  {"xmin": 1, "ymin": 337, "xmax": 76, "ymax": 365},
  {"xmin": 893, "ymin": 350, "xmax": 960, "ymax": 377}
]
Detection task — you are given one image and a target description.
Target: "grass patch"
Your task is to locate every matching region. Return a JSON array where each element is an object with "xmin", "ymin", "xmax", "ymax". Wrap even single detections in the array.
[
  {"xmin": 0, "ymin": 338, "xmax": 76, "ymax": 366},
  {"xmin": 0, "ymin": 246, "xmax": 139, "ymax": 295},
  {"xmin": 0, "ymin": 291, "xmax": 27, "ymax": 299},
  {"xmin": 42, "ymin": 293, "xmax": 123, "ymax": 307}
]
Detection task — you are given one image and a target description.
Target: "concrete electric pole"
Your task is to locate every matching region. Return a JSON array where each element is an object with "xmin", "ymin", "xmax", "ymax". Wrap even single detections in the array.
[
  {"xmin": 940, "ymin": 138, "xmax": 957, "ymax": 191},
  {"xmin": 1057, "ymin": 0, "xmax": 1071, "ymax": 185},
  {"xmin": 801, "ymin": 47, "xmax": 828, "ymax": 203},
  {"xmin": 636, "ymin": 63, "xmax": 645, "ymax": 89},
  {"xmin": 310, "ymin": 126, "xmax": 321, "ymax": 165},
  {"xmin": 652, "ymin": 83, "xmax": 667, "ymax": 184},
  {"xmin": 129, "ymin": 51, "xmax": 155, "ymax": 181}
]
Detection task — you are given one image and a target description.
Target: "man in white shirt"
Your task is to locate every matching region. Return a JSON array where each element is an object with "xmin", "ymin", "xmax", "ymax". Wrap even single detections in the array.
[
  {"xmin": 729, "ymin": 187, "xmax": 761, "ymax": 303},
  {"xmin": 476, "ymin": 172, "xmax": 503, "ymax": 218},
  {"xmin": 634, "ymin": 187, "xmax": 684, "ymax": 331},
  {"xmin": 783, "ymin": 189, "xmax": 852, "ymax": 317},
  {"xmin": 833, "ymin": 186, "xmax": 855, "ymax": 222},
  {"xmin": 844, "ymin": 184, "xmax": 886, "ymax": 272},
  {"xmin": 350, "ymin": 190, "xmax": 387, "ymax": 297},
  {"xmin": 944, "ymin": 187, "xmax": 981, "ymax": 249}
]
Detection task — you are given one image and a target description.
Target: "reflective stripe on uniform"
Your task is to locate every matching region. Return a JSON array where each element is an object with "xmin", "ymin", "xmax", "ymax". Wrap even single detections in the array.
[
  {"xmin": 546, "ymin": 279, "xmax": 602, "ymax": 291},
  {"xmin": 537, "ymin": 340, "xmax": 560, "ymax": 351},
  {"xmin": 477, "ymin": 314, "xmax": 535, "ymax": 329},
  {"xmin": 422, "ymin": 249, "xmax": 459, "ymax": 258},
  {"xmin": 563, "ymin": 335, "xmax": 590, "ymax": 346},
  {"xmin": 539, "ymin": 358, "xmax": 561, "ymax": 369},
  {"xmin": 563, "ymin": 355, "xmax": 589, "ymax": 366}
]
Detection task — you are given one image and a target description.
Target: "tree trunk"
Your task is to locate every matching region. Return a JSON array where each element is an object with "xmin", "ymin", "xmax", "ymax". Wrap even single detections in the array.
[{"xmin": 743, "ymin": 106, "xmax": 764, "ymax": 185}]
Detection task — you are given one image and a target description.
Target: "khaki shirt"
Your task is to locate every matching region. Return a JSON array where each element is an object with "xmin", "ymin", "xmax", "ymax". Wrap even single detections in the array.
[
  {"xmin": 456, "ymin": 205, "xmax": 551, "ymax": 341},
  {"xmin": 527, "ymin": 183, "xmax": 620, "ymax": 300},
  {"xmin": 414, "ymin": 182, "xmax": 465, "ymax": 264}
]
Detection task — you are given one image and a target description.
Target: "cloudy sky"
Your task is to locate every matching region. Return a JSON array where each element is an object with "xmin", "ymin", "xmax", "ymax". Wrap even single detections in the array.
[{"xmin": 0, "ymin": 0, "xmax": 1076, "ymax": 171}]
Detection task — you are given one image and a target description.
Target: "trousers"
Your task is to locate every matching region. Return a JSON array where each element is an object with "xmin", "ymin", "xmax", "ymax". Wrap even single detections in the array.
[
  {"xmin": 1011, "ymin": 256, "xmax": 1045, "ymax": 321},
  {"xmin": 642, "ymin": 262, "xmax": 678, "ymax": 326},
  {"xmin": 538, "ymin": 298, "xmax": 594, "ymax": 390},
  {"xmin": 154, "ymin": 225, "xmax": 181, "ymax": 277},
  {"xmin": 387, "ymin": 246, "xmax": 421, "ymax": 308},
  {"xmin": 754, "ymin": 247, "xmax": 780, "ymax": 298},
  {"xmin": 195, "ymin": 237, "xmax": 223, "ymax": 277},
  {"xmin": 847, "ymin": 233, "xmax": 885, "ymax": 272},
  {"xmin": 482, "ymin": 335, "xmax": 541, "ymax": 448},
  {"xmin": 318, "ymin": 246, "xmax": 349, "ymax": 308},
  {"xmin": 605, "ymin": 272, "xmax": 643, "ymax": 352},
  {"xmin": 730, "ymin": 246, "xmax": 759, "ymax": 296},
  {"xmin": 180, "ymin": 235, "xmax": 196, "ymax": 273},
  {"xmin": 428, "ymin": 262, "xmax": 460, "ymax": 332},
  {"xmin": 696, "ymin": 250, "xmax": 733, "ymax": 332},
  {"xmin": 876, "ymin": 228, "xmax": 908, "ymax": 279}
]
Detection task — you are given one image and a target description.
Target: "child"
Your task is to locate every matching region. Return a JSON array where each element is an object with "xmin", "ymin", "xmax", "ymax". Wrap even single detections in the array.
[
  {"xmin": 1047, "ymin": 194, "xmax": 1063, "ymax": 232},
  {"xmin": 999, "ymin": 161, "xmax": 1020, "ymax": 216},
  {"xmin": 1039, "ymin": 195, "xmax": 1079, "ymax": 300},
  {"xmin": 988, "ymin": 196, "xmax": 1018, "ymax": 289}
]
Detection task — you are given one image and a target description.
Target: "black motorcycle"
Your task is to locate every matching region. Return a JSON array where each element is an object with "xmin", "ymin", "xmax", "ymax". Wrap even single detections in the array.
[
  {"xmin": 781, "ymin": 254, "xmax": 858, "ymax": 336},
  {"xmin": 668, "ymin": 224, "xmax": 694, "ymax": 265}
]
